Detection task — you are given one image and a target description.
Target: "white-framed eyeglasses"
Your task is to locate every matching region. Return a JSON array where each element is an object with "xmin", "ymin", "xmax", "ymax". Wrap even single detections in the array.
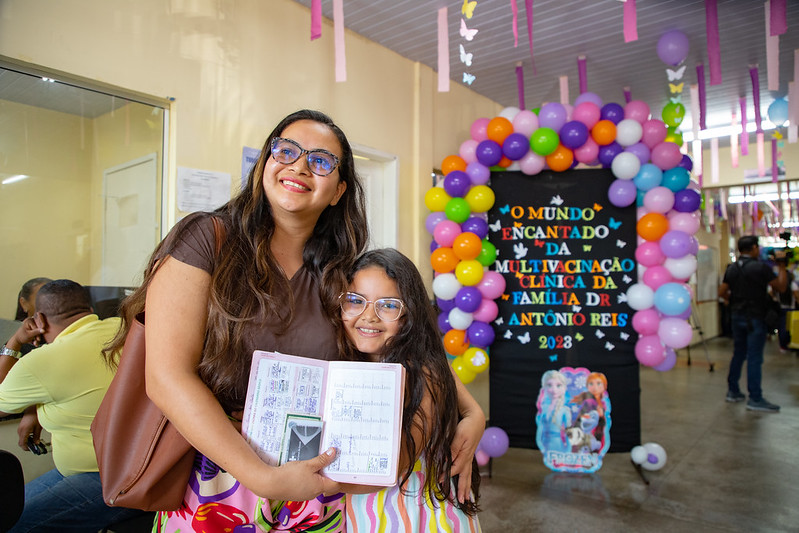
[
  {"xmin": 270, "ymin": 137, "xmax": 340, "ymax": 176},
  {"xmin": 339, "ymin": 292, "xmax": 404, "ymax": 322}
]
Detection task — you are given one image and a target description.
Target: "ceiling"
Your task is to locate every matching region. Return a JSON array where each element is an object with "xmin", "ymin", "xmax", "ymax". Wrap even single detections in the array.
[{"xmin": 292, "ymin": 0, "xmax": 798, "ymax": 134}]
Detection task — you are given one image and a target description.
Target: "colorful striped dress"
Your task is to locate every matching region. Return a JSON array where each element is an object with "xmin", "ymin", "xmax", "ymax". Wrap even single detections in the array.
[{"xmin": 345, "ymin": 457, "xmax": 481, "ymax": 533}]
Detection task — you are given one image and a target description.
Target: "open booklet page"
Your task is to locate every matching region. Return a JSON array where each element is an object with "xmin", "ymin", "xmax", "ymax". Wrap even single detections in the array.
[{"xmin": 241, "ymin": 351, "xmax": 405, "ymax": 486}]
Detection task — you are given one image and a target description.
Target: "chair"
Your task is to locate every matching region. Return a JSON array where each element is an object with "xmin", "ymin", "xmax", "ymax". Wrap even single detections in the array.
[{"xmin": 0, "ymin": 449, "xmax": 25, "ymax": 531}]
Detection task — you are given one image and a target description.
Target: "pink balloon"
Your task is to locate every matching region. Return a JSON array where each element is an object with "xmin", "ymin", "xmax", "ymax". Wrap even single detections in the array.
[
  {"xmin": 572, "ymin": 102, "xmax": 601, "ymax": 129},
  {"xmin": 476, "ymin": 271, "xmax": 506, "ymax": 300},
  {"xmin": 519, "ymin": 151, "xmax": 546, "ymax": 175},
  {"xmin": 653, "ymin": 348, "xmax": 677, "ymax": 371},
  {"xmin": 471, "ymin": 118, "xmax": 490, "ymax": 142},
  {"xmin": 475, "ymin": 449, "xmax": 490, "ymax": 467},
  {"xmin": 574, "ymin": 137, "xmax": 600, "ymax": 164},
  {"xmin": 669, "ymin": 212, "xmax": 700, "ymax": 234},
  {"xmin": 641, "ymin": 119, "xmax": 668, "ymax": 148},
  {"xmin": 658, "ymin": 317, "xmax": 693, "ymax": 349},
  {"xmin": 643, "ymin": 265, "xmax": 674, "ymax": 290},
  {"xmin": 459, "ymin": 139, "xmax": 479, "ymax": 164},
  {"xmin": 643, "ymin": 186, "xmax": 675, "ymax": 214},
  {"xmin": 574, "ymin": 92, "xmax": 603, "ymax": 107},
  {"xmin": 512, "ymin": 110, "xmax": 539, "ymax": 136},
  {"xmin": 472, "ymin": 298, "xmax": 499, "ymax": 323},
  {"xmin": 433, "ymin": 220, "xmax": 462, "ymax": 247},
  {"xmin": 635, "ymin": 335, "xmax": 666, "ymax": 367},
  {"xmin": 650, "ymin": 142, "xmax": 683, "ymax": 170},
  {"xmin": 636, "ymin": 240, "xmax": 666, "ymax": 267},
  {"xmin": 632, "ymin": 309, "xmax": 661, "ymax": 336},
  {"xmin": 625, "ymin": 100, "xmax": 651, "ymax": 124}
]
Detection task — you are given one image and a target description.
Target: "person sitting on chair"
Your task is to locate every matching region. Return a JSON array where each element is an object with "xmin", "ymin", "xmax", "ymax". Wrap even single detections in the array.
[{"xmin": 0, "ymin": 279, "xmax": 146, "ymax": 531}]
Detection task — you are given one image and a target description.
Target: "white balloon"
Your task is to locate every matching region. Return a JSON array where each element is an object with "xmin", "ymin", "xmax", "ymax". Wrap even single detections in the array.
[
  {"xmin": 637, "ymin": 264, "xmax": 648, "ymax": 283},
  {"xmin": 610, "ymin": 152, "xmax": 641, "ymax": 180},
  {"xmin": 626, "ymin": 283, "xmax": 655, "ymax": 310},
  {"xmin": 432, "ymin": 273, "xmax": 462, "ymax": 300},
  {"xmin": 448, "ymin": 308, "xmax": 475, "ymax": 330},
  {"xmin": 664, "ymin": 255, "xmax": 698, "ymax": 279},
  {"xmin": 499, "ymin": 106, "xmax": 521, "ymax": 121},
  {"xmin": 616, "ymin": 118, "xmax": 644, "ymax": 146},
  {"xmin": 640, "ymin": 442, "xmax": 667, "ymax": 471},
  {"xmin": 630, "ymin": 445, "xmax": 648, "ymax": 465},
  {"xmin": 506, "ymin": 161, "xmax": 522, "ymax": 171}
]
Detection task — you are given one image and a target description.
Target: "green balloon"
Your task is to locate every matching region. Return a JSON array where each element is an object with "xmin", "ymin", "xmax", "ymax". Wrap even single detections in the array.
[
  {"xmin": 477, "ymin": 240, "xmax": 497, "ymax": 266},
  {"xmin": 662, "ymin": 102, "xmax": 685, "ymax": 127},
  {"xmin": 530, "ymin": 127, "xmax": 559, "ymax": 156},
  {"xmin": 531, "ymin": 107, "xmax": 540, "ymax": 115},
  {"xmin": 445, "ymin": 197, "xmax": 471, "ymax": 224},
  {"xmin": 665, "ymin": 126, "xmax": 683, "ymax": 145}
]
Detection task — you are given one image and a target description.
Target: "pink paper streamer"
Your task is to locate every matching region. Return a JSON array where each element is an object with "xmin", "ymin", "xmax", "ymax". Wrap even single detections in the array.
[
  {"xmin": 757, "ymin": 132, "xmax": 765, "ymax": 177},
  {"xmin": 690, "ymin": 84, "xmax": 700, "ymax": 140},
  {"xmin": 623, "ymin": 0, "xmax": 638, "ymax": 43},
  {"xmin": 710, "ymin": 137, "xmax": 719, "ymax": 184},
  {"xmin": 578, "ymin": 56, "xmax": 587, "ymax": 94},
  {"xmin": 736, "ymin": 204, "xmax": 743, "ymax": 234},
  {"xmin": 771, "ymin": 0, "xmax": 786, "ymax": 36},
  {"xmin": 720, "ymin": 189, "xmax": 728, "ymax": 221},
  {"xmin": 525, "ymin": 0, "xmax": 535, "ymax": 73},
  {"xmin": 750, "ymin": 66, "xmax": 762, "ymax": 133},
  {"xmin": 772, "ymin": 137, "xmax": 779, "ymax": 183},
  {"xmin": 334, "ymin": 0, "xmax": 346, "ymax": 82},
  {"xmin": 790, "ymin": 79, "xmax": 798, "ymax": 144},
  {"xmin": 623, "ymin": 87, "xmax": 632, "ymax": 103},
  {"xmin": 511, "ymin": 0, "xmax": 519, "ymax": 47},
  {"xmin": 516, "ymin": 65, "xmax": 526, "ymax": 110},
  {"xmin": 559, "ymin": 75, "xmax": 569, "ymax": 105},
  {"xmin": 740, "ymin": 97, "xmax": 749, "ymax": 156},
  {"xmin": 437, "ymin": 7, "xmax": 449, "ymax": 92},
  {"xmin": 705, "ymin": 0, "xmax": 722, "ymax": 85},
  {"xmin": 692, "ymin": 140, "xmax": 703, "ymax": 188},
  {"xmin": 311, "ymin": 0, "xmax": 322, "ymax": 40},
  {"xmin": 730, "ymin": 107, "xmax": 739, "ymax": 168},
  {"xmin": 696, "ymin": 64, "xmax": 707, "ymax": 130},
  {"xmin": 766, "ymin": 2, "xmax": 779, "ymax": 91}
]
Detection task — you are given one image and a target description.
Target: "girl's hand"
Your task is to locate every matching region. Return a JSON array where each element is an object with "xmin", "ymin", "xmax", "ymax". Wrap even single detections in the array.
[{"xmin": 450, "ymin": 413, "xmax": 484, "ymax": 503}]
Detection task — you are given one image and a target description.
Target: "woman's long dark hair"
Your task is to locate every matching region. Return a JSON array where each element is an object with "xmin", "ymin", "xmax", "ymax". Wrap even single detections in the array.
[
  {"xmin": 336, "ymin": 249, "xmax": 480, "ymax": 515},
  {"xmin": 105, "ymin": 110, "xmax": 368, "ymax": 410},
  {"xmin": 15, "ymin": 277, "xmax": 52, "ymax": 321}
]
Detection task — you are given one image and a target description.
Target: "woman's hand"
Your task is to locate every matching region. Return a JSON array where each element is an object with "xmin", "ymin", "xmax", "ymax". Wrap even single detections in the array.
[{"xmin": 248, "ymin": 448, "xmax": 342, "ymax": 501}]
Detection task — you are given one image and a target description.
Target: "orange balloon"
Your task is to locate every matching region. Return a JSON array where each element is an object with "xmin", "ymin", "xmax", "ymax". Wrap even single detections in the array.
[
  {"xmin": 441, "ymin": 155, "xmax": 467, "ymax": 175},
  {"xmin": 452, "ymin": 232, "xmax": 482, "ymax": 260},
  {"xmin": 637, "ymin": 212, "xmax": 670, "ymax": 241},
  {"xmin": 486, "ymin": 117, "xmax": 514, "ymax": 144},
  {"xmin": 497, "ymin": 155, "xmax": 512, "ymax": 168},
  {"xmin": 443, "ymin": 328, "xmax": 470, "ymax": 356},
  {"xmin": 431, "ymin": 247, "xmax": 459, "ymax": 273},
  {"xmin": 591, "ymin": 119, "xmax": 617, "ymax": 146},
  {"xmin": 545, "ymin": 144, "xmax": 574, "ymax": 172}
]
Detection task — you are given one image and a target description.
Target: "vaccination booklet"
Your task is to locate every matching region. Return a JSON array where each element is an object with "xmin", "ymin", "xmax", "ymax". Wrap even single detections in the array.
[{"xmin": 241, "ymin": 350, "xmax": 406, "ymax": 486}]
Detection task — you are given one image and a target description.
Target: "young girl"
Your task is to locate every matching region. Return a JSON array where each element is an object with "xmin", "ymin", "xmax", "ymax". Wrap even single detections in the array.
[
  {"xmin": 337, "ymin": 249, "xmax": 482, "ymax": 532},
  {"xmin": 536, "ymin": 370, "xmax": 572, "ymax": 454}
]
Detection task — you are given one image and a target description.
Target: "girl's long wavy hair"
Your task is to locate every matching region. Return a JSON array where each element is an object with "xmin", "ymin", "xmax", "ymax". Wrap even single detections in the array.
[
  {"xmin": 104, "ymin": 109, "xmax": 368, "ymax": 411},
  {"xmin": 336, "ymin": 249, "xmax": 480, "ymax": 515}
]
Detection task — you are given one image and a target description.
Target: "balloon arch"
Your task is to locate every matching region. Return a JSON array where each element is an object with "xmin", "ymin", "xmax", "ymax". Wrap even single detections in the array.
[{"xmin": 425, "ymin": 95, "xmax": 701, "ymax": 383}]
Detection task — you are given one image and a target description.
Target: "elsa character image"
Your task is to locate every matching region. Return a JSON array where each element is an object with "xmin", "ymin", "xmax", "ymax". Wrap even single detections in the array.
[{"xmin": 536, "ymin": 370, "xmax": 572, "ymax": 454}]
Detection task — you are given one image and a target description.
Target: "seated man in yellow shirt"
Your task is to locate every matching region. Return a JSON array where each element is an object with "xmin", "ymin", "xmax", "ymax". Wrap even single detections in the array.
[{"xmin": 0, "ymin": 279, "xmax": 146, "ymax": 531}]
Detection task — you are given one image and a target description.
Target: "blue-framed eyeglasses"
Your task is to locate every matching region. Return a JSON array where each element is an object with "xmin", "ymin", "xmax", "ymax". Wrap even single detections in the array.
[{"xmin": 270, "ymin": 137, "xmax": 341, "ymax": 176}]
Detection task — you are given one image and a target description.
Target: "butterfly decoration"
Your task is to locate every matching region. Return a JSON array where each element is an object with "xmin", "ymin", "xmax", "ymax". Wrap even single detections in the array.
[
  {"xmin": 669, "ymin": 82, "xmax": 684, "ymax": 94},
  {"xmin": 620, "ymin": 332, "xmax": 630, "ymax": 341},
  {"xmin": 501, "ymin": 294, "xmax": 509, "ymax": 300},
  {"xmin": 574, "ymin": 332, "xmax": 584, "ymax": 342},
  {"xmin": 616, "ymin": 293, "xmax": 628, "ymax": 303},
  {"xmin": 622, "ymin": 274, "xmax": 632, "ymax": 283},
  {"xmin": 513, "ymin": 242, "xmax": 528, "ymax": 259},
  {"xmin": 593, "ymin": 203, "xmax": 603, "ymax": 211},
  {"xmin": 534, "ymin": 239, "xmax": 545, "ymax": 248},
  {"xmin": 550, "ymin": 194, "xmax": 564, "ymax": 205},
  {"xmin": 666, "ymin": 65, "xmax": 686, "ymax": 81},
  {"xmin": 571, "ymin": 305, "xmax": 582, "ymax": 313},
  {"xmin": 608, "ymin": 217, "xmax": 621, "ymax": 230},
  {"xmin": 604, "ymin": 341, "xmax": 615, "ymax": 351},
  {"xmin": 459, "ymin": 44, "xmax": 473, "ymax": 67},
  {"xmin": 494, "ymin": 317, "xmax": 504, "ymax": 326},
  {"xmin": 517, "ymin": 331, "xmax": 531, "ymax": 344},
  {"xmin": 460, "ymin": 18, "xmax": 478, "ymax": 41},
  {"xmin": 669, "ymin": 96, "xmax": 682, "ymax": 104},
  {"xmin": 595, "ymin": 329, "xmax": 605, "ymax": 339},
  {"xmin": 549, "ymin": 354, "xmax": 558, "ymax": 362},
  {"xmin": 462, "ymin": 72, "xmax": 476, "ymax": 85},
  {"xmin": 503, "ymin": 329, "xmax": 513, "ymax": 339},
  {"xmin": 583, "ymin": 244, "xmax": 592, "ymax": 252},
  {"xmin": 499, "ymin": 204, "xmax": 510, "ymax": 214},
  {"xmin": 514, "ymin": 221, "xmax": 522, "ymax": 228},
  {"xmin": 462, "ymin": 0, "xmax": 477, "ymax": 19},
  {"xmin": 488, "ymin": 220, "xmax": 502, "ymax": 232},
  {"xmin": 616, "ymin": 239, "xmax": 626, "ymax": 248}
]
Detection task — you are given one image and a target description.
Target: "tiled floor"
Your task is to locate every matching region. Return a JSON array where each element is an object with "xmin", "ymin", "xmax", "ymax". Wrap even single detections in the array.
[{"xmin": 474, "ymin": 336, "xmax": 799, "ymax": 532}]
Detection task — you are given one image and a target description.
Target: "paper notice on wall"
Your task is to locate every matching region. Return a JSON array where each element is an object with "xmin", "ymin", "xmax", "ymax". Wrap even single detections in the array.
[{"xmin": 177, "ymin": 167, "xmax": 231, "ymax": 212}]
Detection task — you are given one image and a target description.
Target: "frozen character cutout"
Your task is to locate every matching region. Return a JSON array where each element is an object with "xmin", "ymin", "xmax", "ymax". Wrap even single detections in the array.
[{"xmin": 535, "ymin": 370, "xmax": 572, "ymax": 455}]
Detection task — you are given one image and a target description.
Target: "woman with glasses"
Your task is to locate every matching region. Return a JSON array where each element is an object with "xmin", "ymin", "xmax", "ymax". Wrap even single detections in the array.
[{"xmin": 104, "ymin": 109, "xmax": 485, "ymax": 532}]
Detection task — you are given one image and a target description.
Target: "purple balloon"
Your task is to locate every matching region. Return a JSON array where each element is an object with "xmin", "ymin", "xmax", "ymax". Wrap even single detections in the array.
[
  {"xmin": 687, "ymin": 236, "xmax": 699, "ymax": 255},
  {"xmin": 538, "ymin": 102, "xmax": 568, "ymax": 132},
  {"xmin": 455, "ymin": 286, "xmax": 483, "ymax": 313},
  {"xmin": 466, "ymin": 161, "xmax": 491, "ymax": 185},
  {"xmin": 598, "ymin": 142, "xmax": 623, "ymax": 167},
  {"xmin": 438, "ymin": 311, "xmax": 452, "ymax": 334},
  {"xmin": 430, "ymin": 240, "xmax": 439, "ymax": 253},
  {"xmin": 425, "ymin": 211, "xmax": 446, "ymax": 234},
  {"xmin": 677, "ymin": 154, "xmax": 693, "ymax": 171},
  {"xmin": 574, "ymin": 92, "xmax": 603, "ymax": 108},
  {"xmin": 467, "ymin": 320, "xmax": 496, "ymax": 347},
  {"xmin": 462, "ymin": 216, "xmax": 489, "ymax": 239},
  {"xmin": 560, "ymin": 120, "xmax": 590, "ymax": 149},
  {"xmin": 443, "ymin": 170, "xmax": 471, "ymax": 198},
  {"xmin": 659, "ymin": 230, "xmax": 692, "ymax": 258},
  {"xmin": 502, "ymin": 132, "xmax": 530, "ymax": 160},
  {"xmin": 608, "ymin": 178, "xmax": 638, "ymax": 207},
  {"xmin": 625, "ymin": 142, "xmax": 651, "ymax": 165},
  {"xmin": 436, "ymin": 297, "xmax": 456, "ymax": 313},
  {"xmin": 480, "ymin": 427, "xmax": 509, "ymax": 457},
  {"xmin": 657, "ymin": 30, "xmax": 690, "ymax": 66},
  {"xmin": 673, "ymin": 189, "xmax": 701, "ymax": 212},
  {"xmin": 476, "ymin": 140, "xmax": 503, "ymax": 167},
  {"xmin": 600, "ymin": 102, "xmax": 625, "ymax": 124},
  {"xmin": 653, "ymin": 348, "xmax": 677, "ymax": 371}
]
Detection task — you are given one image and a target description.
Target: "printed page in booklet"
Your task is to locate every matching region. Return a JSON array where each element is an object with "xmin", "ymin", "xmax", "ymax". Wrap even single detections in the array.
[{"xmin": 241, "ymin": 350, "xmax": 405, "ymax": 486}]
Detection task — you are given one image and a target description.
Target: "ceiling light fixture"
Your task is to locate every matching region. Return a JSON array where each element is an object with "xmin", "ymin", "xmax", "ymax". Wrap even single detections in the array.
[{"xmin": 1, "ymin": 174, "xmax": 29, "ymax": 185}]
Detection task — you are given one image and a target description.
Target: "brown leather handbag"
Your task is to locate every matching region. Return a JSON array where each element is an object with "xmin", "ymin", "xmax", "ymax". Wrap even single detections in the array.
[{"xmin": 91, "ymin": 216, "xmax": 224, "ymax": 511}]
